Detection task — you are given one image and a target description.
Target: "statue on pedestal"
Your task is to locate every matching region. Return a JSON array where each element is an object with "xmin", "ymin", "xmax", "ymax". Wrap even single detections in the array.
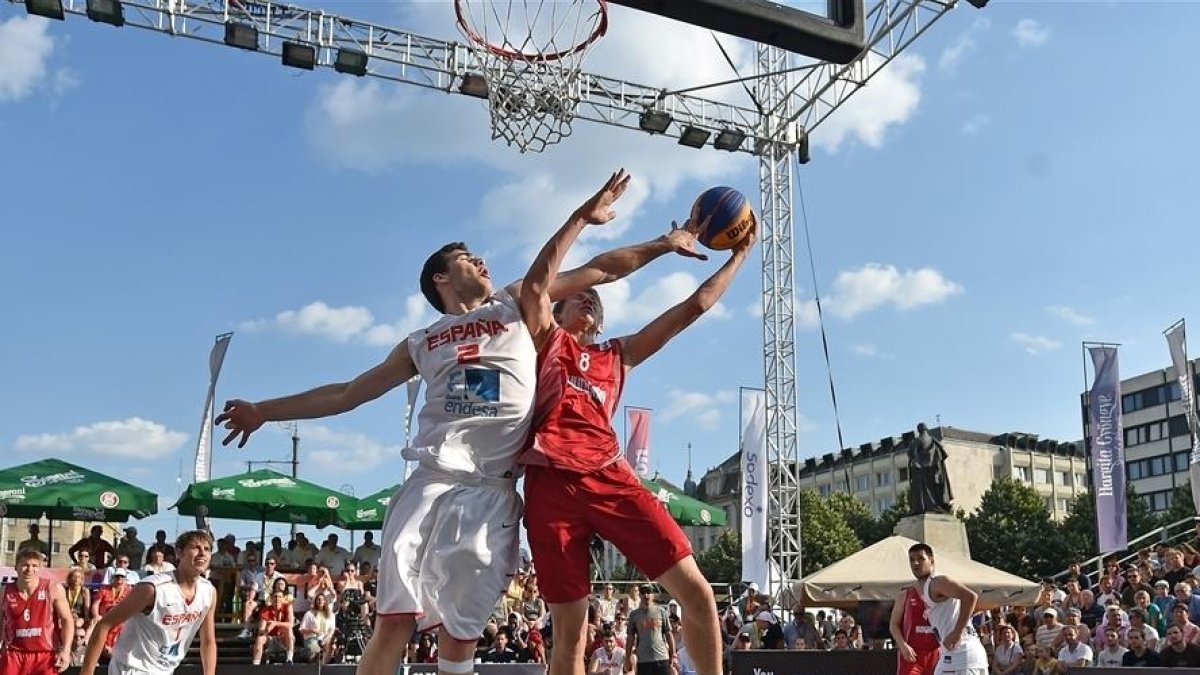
[{"xmin": 907, "ymin": 422, "xmax": 953, "ymax": 515}]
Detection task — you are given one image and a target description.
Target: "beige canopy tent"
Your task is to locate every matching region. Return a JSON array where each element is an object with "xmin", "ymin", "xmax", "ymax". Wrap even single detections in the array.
[{"xmin": 795, "ymin": 535, "xmax": 1042, "ymax": 610}]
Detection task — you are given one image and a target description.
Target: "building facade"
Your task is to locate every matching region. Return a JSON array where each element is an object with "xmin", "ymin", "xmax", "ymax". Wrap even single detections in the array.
[
  {"xmin": 687, "ymin": 426, "xmax": 1089, "ymax": 556},
  {"xmin": 1, "ymin": 518, "xmax": 97, "ymax": 568},
  {"xmin": 1084, "ymin": 356, "xmax": 1200, "ymax": 514}
]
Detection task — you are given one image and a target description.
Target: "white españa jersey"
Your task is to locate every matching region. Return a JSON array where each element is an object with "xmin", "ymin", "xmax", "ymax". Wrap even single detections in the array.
[
  {"xmin": 406, "ymin": 288, "xmax": 537, "ymax": 478},
  {"xmin": 920, "ymin": 575, "xmax": 988, "ymax": 670},
  {"xmin": 109, "ymin": 572, "xmax": 214, "ymax": 674}
]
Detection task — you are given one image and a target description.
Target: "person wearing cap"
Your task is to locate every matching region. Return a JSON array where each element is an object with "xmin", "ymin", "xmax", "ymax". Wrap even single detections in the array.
[
  {"xmin": 114, "ymin": 527, "xmax": 145, "ymax": 568},
  {"xmin": 1035, "ymin": 607, "xmax": 1063, "ymax": 650},
  {"xmin": 17, "ymin": 522, "xmax": 50, "ymax": 559},
  {"xmin": 90, "ymin": 569, "xmax": 131, "ymax": 657},
  {"xmin": 756, "ymin": 611, "xmax": 785, "ymax": 649},
  {"xmin": 625, "ymin": 585, "xmax": 676, "ymax": 675}
]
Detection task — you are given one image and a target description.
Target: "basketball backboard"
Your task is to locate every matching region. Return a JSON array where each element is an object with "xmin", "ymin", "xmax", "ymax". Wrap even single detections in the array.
[{"xmin": 606, "ymin": 0, "xmax": 865, "ymax": 64}]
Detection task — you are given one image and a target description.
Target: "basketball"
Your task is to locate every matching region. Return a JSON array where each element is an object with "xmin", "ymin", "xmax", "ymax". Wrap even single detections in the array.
[{"xmin": 691, "ymin": 186, "xmax": 755, "ymax": 250}]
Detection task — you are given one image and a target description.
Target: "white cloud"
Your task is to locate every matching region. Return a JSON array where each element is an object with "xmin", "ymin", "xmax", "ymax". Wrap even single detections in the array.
[
  {"xmin": 0, "ymin": 15, "xmax": 55, "ymax": 102},
  {"xmin": 812, "ymin": 53, "xmax": 926, "ymax": 153},
  {"xmin": 1045, "ymin": 305, "xmax": 1094, "ymax": 326},
  {"xmin": 1012, "ymin": 19, "xmax": 1050, "ymax": 48},
  {"xmin": 51, "ymin": 66, "xmax": 80, "ymax": 96},
  {"xmin": 660, "ymin": 389, "xmax": 735, "ymax": 431},
  {"xmin": 240, "ymin": 294, "xmax": 435, "ymax": 347},
  {"xmin": 961, "ymin": 114, "xmax": 990, "ymax": 137},
  {"xmin": 746, "ymin": 301, "xmax": 763, "ymax": 319},
  {"xmin": 1011, "ymin": 332, "xmax": 1061, "ymax": 355},
  {"xmin": 939, "ymin": 34, "xmax": 976, "ymax": 73},
  {"xmin": 302, "ymin": 425, "xmax": 406, "ymax": 473},
  {"xmin": 598, "ymin": 271, "xmax": 730, "ymax": 330},
  {"xmin": 852, "ymin": 344, "xmax": 892, "ymax": 359},
  {"xmin": 15, "ymin": 418, "xmax": 188, "ymax": 459},
  {"xmin": 798, "ymin": 263, "xmax": 962, "ymax": 326}
]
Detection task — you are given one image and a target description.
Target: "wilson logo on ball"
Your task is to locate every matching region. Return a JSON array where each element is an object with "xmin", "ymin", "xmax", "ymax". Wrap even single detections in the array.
[{"xmin": 691, "ymin": 186, "xmax": 755, "ymax": 251}]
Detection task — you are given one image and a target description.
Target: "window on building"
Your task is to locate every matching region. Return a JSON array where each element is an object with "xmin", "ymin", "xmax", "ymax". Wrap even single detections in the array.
[
  {"xmin": 818, "ymin": 484, "xmax": 831, "ymax": 497},
  {"xmin": 875, "ymin": 497, "xmax": 893, "ymax": 514},
  {"xmin": 855, "ymin": 475, "xmax": 870, "ymax": 492},
  {"xmin": 4, "ymin": 540, "xmax": 14, "ymax": 553},
  {"xmin": 1043, "ymin": 497, "xmax": 1053, "ymax": 512},
  {"xmin": 1013, "ymin": 466, "xmax": 1030, "ymax": 482},
  {"xmin": 1057, "ymin": 498, "xmax": 1070, "ymax": 513},
  {"xmin": 898, "ymin": 467, "xmax": 909, "ymax": 482},
  {"xmin": 1034, "ymin": 468, "xmax": 1050, "ymax": 484},
  {"xmin": 1177, "ymin": 452, "xmax": 1190, "ymax": 473},
  {"xmin": 51, "ymin": 543, "xmax": 61, "ymax": 555},
  {"xmin": 1056, "ymin": 471, "xmax": 1069, "ymax": 486},
  {"xmin": 875, "ymin": 471, "xmax": 891, "ymax": 487},
  {"xmin": 1128, "ymin": 462, "xmax": 1143, "ymax": 481},
  {"xmin": 1074, "ymin": 473, "xmax": 1087, "ymax": 487}
]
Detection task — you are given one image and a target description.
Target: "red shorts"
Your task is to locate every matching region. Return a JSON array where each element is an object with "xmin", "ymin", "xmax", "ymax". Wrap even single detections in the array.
[
  {"xmin": 524, "ymin": 462, "xmax": 693, "ymax": 603},
  {"xmin": 1, "ymin": 649, "xmax": 57, "ymax": 675},
  {"xmin": 898, "ymin": 648, "xmax": 940, "ymax": 675}
]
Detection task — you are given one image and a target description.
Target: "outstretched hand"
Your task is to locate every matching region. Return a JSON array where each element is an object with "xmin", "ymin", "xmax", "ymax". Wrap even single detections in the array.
[
  {"xmin": 577, "ymin": 169, "xmax": 632, "ymax": 225},
  {"xmin": 214, "ymin": 399, "xmax": 265, "ymax": 448},
  {"xmin": 664, "ymin": 218, "xmax": 709, "ymax": 261}
]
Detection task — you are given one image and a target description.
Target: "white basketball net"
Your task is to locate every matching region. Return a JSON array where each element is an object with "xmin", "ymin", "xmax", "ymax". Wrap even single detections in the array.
[{"xmin": 456, "ymin": 0, "xmax": 608, "ymax": 153}]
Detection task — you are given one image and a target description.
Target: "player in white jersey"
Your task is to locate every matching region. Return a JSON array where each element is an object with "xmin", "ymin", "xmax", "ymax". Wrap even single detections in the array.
[
  {"xmin": 909, "ymin": 543, "xmax": 989, "ymax": 675},
  {"xmin": 215, "ymin": 169, "xmax": 707, "ymax": 675},
  {"xmin": 79, "ymin": 530, "xmax": 216, "ymax": 675}
]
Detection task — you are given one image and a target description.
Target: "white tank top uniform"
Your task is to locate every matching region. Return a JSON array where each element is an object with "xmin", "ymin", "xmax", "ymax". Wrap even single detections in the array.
[
  {"xmin": 920, "ymin": 575, "xmax": 989, "ymax": 674},
  {"xmin": 109, "ymin": 572, "xmax": 214, "ymax": 675},
  {"xmin": 378, "ymin": 289, "xmax": 536, "ymax": 639}
]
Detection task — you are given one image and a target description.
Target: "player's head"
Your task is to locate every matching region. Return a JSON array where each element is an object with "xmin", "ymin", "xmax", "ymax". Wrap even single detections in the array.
[
  {"xmin": 175, "ymin": 529, "xmax": 214, "ymax": 575},
  {"xmin": 15, "ymin": 549, "xmax": 44, "ymax": 578},
  {"xmin": 907, "ymin": 542, "xmax": 934, "ymax": 580},
  {"xmin": 420, "ymin": 242, "xmax": 491, "ymax": 313},
  {"xmin": 553, "ymin": 288, "xmax": 604, "ymax": 343}
]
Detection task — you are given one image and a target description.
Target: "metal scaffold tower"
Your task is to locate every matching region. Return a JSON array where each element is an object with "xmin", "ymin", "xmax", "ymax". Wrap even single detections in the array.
[{"xmin": 7, "ymin": 0, "xmax": 965, "ymax": 594}]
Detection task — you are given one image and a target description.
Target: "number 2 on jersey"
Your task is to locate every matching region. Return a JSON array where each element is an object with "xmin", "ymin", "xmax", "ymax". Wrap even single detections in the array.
[{"xmin": 456, "ymin": 344, "xmax": 480, "ymax": 364}]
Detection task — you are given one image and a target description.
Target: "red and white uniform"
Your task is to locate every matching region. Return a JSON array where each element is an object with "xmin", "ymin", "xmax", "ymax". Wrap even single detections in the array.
[
  {"xmin": 109, "ymin": 572, "xmax": 214, "ymax": 675},
  {"xmin": 899, "ymin": 585, "xmax": 940, "ymax": 675},
  {"xmin": 521, "ymin": 327, "xmax": 692, "ymax": 603},
  {"xmin": 1, "ymin": 579, "xmax": 58, "ymax": 675}
]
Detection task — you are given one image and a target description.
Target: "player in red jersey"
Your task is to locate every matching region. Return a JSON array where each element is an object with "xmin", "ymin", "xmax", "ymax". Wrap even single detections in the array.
[
  {"xmin": 0, "ymin": 549, "xmax": 75, "ymax": 675},
  {"xmin": 890, "ymin": 585, "xmax": 941, "ymax": 675},
  {"xmin": 517, "ymin": 171, "xmax": 757, "ymax": 675}
]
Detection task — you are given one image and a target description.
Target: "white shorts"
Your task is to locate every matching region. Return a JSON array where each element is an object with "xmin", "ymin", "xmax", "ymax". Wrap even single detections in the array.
[
  {"xmin": 934, "ymin": 641, "xmax": 989, "ymax": 675},
  {"xmin": 377, "ymin": 465, "xmax": 522, "ymax": 640}
]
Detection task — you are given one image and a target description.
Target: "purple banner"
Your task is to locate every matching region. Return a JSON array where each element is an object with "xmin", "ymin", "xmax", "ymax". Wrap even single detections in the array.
[
  {"xmin": 1164, "ymin": 322, "xmax": 1200, "ymax": 511},
  {"xmin": 1088, "ymin": 346, "xmax": 1127, "ymax": 554}
]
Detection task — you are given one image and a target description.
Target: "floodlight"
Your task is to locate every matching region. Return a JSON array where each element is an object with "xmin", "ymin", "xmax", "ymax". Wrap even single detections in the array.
[
  {"xmin": 282, "ymin": 42, "xmax": 316, "ymax": 70},
  {"xmin": 796, "ymin": 128, "xmax": 811, "ymax": 165},
  {"xmin": 334, "ymin": 49, "xmax": 368, "ymax": 76},
  {"xmin": 25, "ymin": 0, "xmax": 64, "ymax": 20},
  {"xmin": 966, "ymin": 0, "xmax": 988, "ymax": 7},
  {"xmin": 459, "ymin": 73, "xmax": 489, "ymax": 99},
  {"xmin": 224, "ymin": 22, "xmax": 258, "ymax": 51},
  {"xmin": 713, "ymin": 129, "xmax": 745, "ymax": 152},
  {"xmin": 86, "ymin": 0, "xmax": 124, "ymax": 26},
  {"xmin": 677, "ymin": 126, "xmax": 711, "ymax": 149},
  {"xmin": 638, "ymin": 110, "xmax": 672, "ymax": 134}
]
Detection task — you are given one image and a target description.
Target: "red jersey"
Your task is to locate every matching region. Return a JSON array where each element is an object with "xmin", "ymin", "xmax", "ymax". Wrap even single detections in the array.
[
  {"xmin": 3, "ymin": 579, "xmax": 56, "ymax": 652},
  {"xmin": 903, "ymin": 585, "xmax": 940, "ymax": 653},
  {"xmin": 519, "ymin": 327, "xmax": 625, "ymax": 473}
]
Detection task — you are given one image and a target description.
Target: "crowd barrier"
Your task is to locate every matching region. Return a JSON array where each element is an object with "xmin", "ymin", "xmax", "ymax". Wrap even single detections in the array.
[
  {"xmin": 731, "ymin": 651, "xmax": 1200, "ymax": 675},
  {"xmin": 60, "ymin": 665, "xmax": 548, "ymax": 675}
]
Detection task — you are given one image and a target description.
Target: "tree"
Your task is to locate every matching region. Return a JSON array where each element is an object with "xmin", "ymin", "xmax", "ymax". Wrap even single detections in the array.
[
  {"xmin": 965, "ymin": 478, "xmax": 1062, "ymax": 579},
  {"xmin": 798, "ymin": 489, "xmax": 862, "ymax": 576},
  {"xmin": 695, "ymin": 529, "xmax": 742, "ymax": 585},
  {"xmin": 825, "ymin": 492, "xmax": 874, "ymax": 547},
  {"xmin": 1160, "ymin": 483, "xmax": 1198, "ymax": 527}
]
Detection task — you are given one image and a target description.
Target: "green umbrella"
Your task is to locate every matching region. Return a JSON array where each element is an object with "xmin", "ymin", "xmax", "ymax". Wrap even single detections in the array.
[
  {"xmin": 640, "ymin": 477, "xmax": 727, "ymax": 527},
  {"xmin": 173, "ymin": 469, "xmax": 352, "ymax": 529},
  {"xmin": 0, "ymin": 457, "xmax": 158, "ymax": 522},
  {"xmin": 336, "ymin": 484, "xmax": 399, "ymax": 531}
]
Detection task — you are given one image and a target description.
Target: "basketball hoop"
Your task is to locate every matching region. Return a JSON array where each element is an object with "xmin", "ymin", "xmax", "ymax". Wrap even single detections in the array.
[{"xmin": 455, "ymin": 0, "xmax": 609, "ymax": 153}]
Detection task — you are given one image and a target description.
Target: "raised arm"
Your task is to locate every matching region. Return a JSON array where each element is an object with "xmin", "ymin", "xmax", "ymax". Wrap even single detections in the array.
[
  {"xmin": 518, "ymin": 169, "xmax": 631, "ymax": 350},
  {"xmin": 215, "ymin": 340, "xmax": 416, "ymax": 448},
  {"xmin": 621, "ymin": 214, "xmax": 756, "ymax": 370}
]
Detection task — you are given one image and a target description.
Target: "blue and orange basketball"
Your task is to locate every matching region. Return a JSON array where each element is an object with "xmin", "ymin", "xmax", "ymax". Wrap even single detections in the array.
[{"xmin": 691, "ymin": 186, "xmax": 755, "ymax": 250}]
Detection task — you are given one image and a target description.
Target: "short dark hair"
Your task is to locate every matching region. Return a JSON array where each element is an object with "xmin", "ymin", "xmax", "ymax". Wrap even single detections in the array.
[
  {"xmin": 908, "ymin": 543, "xmax": 934, "ymax": 558},
  {"xmin": 552, "ymin": 288, "xmax": 604, "ymax": 333},
  {"xmin": 420, "ymin": 242, "xmax": 468, "ymax": 313}
]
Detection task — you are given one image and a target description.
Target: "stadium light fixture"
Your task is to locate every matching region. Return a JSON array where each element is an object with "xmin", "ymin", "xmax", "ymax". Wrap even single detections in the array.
[
  {"xmin": 25, "ymin": 0, "xmax": 64, "ymax": 20},
  {"xmin": 86, "ymin": 0, "xmax": 125, "ymax": 26},
  {"xmin": 966, "ymin": 0, "xmax": 988, "ymax": 7},
  {"xmin": 334, "ymin": 49, "xmax": 368, "ymax": 76},
  {"xmin": 459, "ymin": 73, "xmax": 489, "ymax": 99},
  {"xmin": 224, "ymin": 22, "xmax": 258, "ymax": 51},
  {"xmin": 713, "ymin": 129, "xmax": 745, "ymax": 152},
  {"xmin": 677, "ymin": 126, "xmax": 711, "ymax": 149},
  {"xmin": 282, "ymin": 41, "xmax": 316, "ymax": 70},
  {"xmin": 638, "ymin": 110, "xmax": 672, "ymax": 134}
]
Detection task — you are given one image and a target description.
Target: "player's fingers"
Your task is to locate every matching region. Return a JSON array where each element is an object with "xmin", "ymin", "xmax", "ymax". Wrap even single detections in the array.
[
  {"xmin": 214, "ymin": 412, "xmax": 229, "ymax": 425},
  {"xmin": 238, "ymin": 431, "xmax": 251, "ymax": 449},
  {"xmin": 221, "ymin": 429, "xmax": 238, "ymax": 446}
]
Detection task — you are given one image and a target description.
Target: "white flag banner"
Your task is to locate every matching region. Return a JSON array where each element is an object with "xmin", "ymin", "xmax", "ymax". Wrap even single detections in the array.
[
  {"xmin": 1165, "ymin": 322, "xmax": 1200, "ymax": 511},
  {"xmin": 740, "ymin": 388, "xmax": 769, "ymax": 592},
  {"xmin": 403, "ymin": 376, "xmax": 422, "ymax": 481},
  {"xmin": 194, "ymin": 333, "xmax": 233, "ymax": 483}
]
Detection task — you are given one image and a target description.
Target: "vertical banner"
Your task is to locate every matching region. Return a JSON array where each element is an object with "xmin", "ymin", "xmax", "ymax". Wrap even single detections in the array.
[
  {"xmin": 625, "ymin": 407, "xmax": 652, "ymax": 477},
  {"xmin": 1164, "ymin": 321, "xmax": 1200, "ymax": 511},
  {"xmin": 1088, "ymin": 346, "xmax": 1128, "ymax": 554},
  {"xmin": 194, "ymin": 333, "xmax": 233, "ymax": 483},
  {"xmin": 402, "ymin": 376, "xmax": 422, "ymax": 481},
  {"xmin": 740, "ymin": 388, "xmax": 769, "ymax": 592}
]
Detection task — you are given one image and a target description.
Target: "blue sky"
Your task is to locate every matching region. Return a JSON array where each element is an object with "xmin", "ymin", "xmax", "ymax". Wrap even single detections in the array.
[{"xmin": 1, "ymin": 0, "xmax": 1197, "ymax": 542}]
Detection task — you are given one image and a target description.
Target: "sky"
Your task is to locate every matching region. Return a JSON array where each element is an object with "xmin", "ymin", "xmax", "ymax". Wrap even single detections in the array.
[{"xmin": 1, "ymin": 0, "xmax": 1198, "ymax": 543}]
